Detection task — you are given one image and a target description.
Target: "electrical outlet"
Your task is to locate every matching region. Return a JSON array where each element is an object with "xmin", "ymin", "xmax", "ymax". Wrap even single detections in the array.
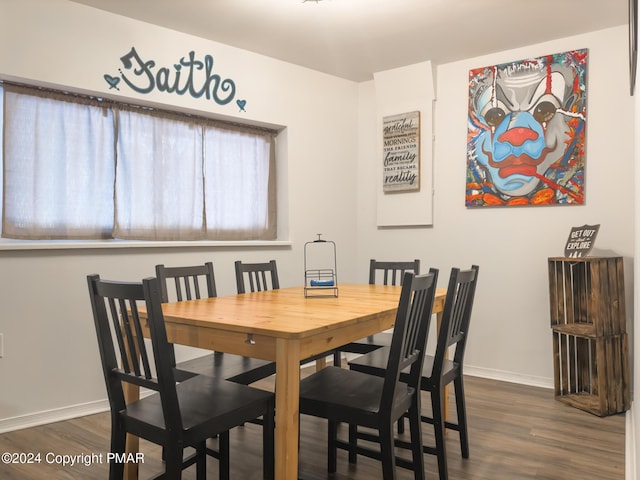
[{"xmin": 0, "ymin": 333, "xmax": 3, "ymax": 358}]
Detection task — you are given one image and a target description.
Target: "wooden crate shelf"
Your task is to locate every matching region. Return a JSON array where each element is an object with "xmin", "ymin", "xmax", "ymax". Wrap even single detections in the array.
[
  {"xmin": 551, "ymin": 323, "xmax": 596, "ymax": 338},
  {"xmin": 548, "ymin": 257, "xmax": 630, "ymax": 416}
]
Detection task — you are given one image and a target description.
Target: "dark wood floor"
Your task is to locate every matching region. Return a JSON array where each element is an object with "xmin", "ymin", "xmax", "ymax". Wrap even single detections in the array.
[{"xmin": 0, "ymin": 374, "xmax": 624, "ymax": 479}]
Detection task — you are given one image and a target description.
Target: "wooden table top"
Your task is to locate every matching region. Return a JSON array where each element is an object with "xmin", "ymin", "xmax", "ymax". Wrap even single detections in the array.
[{"xmin": 160, "ymin": 283, "xmax": 446, "ymax": 339}]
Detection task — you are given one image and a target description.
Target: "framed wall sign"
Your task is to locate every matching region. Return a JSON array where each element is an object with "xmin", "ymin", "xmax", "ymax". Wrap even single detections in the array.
[{"xmin": 382, "ymin": 111, "xmax": 420, "ymax": 193}]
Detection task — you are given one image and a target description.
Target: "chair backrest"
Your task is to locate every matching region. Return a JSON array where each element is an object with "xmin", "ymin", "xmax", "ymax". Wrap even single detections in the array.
[
  {"xmin": 369, "ymin": 259, "xmax": 421, "ymax": 286},
  {"xmin": 87, "ymin": 274, "xmax": 182, "ymax": 431},
  {"xmin": 155, "ymin": 262, "xmax": 217, "ymax": 303},
  {"xmin": 234, "ymin": 260, "xmax": 280, "ymax": 294},
  {"xmin": 432, "ymin": 265, "xmax": 479, "ymax": 379},
  {"xmin": 381, "ymin": 269, "xmax": 438, "ymax": 412}
]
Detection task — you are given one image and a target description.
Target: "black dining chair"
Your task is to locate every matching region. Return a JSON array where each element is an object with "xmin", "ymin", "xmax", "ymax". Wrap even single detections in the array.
[
  {"xmin": 333, "ymin": 259, "xmax": 421, "ymax": 367},
  {"xmin": 234, "ymin": 260, "xmax": 280, "ymax": 294},
  {"xmin": 349, "ymin": 265, "xmax": 479, "ymax": 480},
  {"xmin": 155, "ymin": 262, "xmax": 276, "ymax": 385},
  {"xmin": 370, "ymin": 259, "xmax": 422, "ymax": 286},
  {"xmin": 156, "ymin": 261, "xmax": 218, "ymax": 301},
  {"xmin": 298, "ymin": 269, "xmax": 438, "ymax": 480},
  {"xmin": 87, "ymin": 274, "xmax": 275, "ymax": 480}
]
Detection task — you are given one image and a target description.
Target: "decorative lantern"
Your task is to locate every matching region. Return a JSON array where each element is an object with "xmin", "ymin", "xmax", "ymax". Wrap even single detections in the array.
[{"xmin": 304, "ymin": 234, "xmax": 338, "ymax": 297}]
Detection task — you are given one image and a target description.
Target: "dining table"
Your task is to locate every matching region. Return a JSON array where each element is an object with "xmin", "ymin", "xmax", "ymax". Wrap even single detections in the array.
[{"xmin": 128, "ymin": 282, "xmax": 446, "ymax": 480}]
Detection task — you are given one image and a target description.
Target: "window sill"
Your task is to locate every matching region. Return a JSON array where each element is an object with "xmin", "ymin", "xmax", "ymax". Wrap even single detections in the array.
[{"xmin": 0, "ymin": 239, "xmax": 293, "ymax": 251}]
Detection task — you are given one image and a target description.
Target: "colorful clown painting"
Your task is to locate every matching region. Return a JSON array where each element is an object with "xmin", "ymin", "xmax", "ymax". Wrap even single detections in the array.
[{"xmin": 466, "ymin": 49, "xmax": 587, "ymax": 207}]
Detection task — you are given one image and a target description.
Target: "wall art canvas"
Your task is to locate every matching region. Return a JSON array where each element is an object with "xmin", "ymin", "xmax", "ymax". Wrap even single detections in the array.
[{"xmin": 466, "ymin": 49, "xmax": 587, "ymax": 207}]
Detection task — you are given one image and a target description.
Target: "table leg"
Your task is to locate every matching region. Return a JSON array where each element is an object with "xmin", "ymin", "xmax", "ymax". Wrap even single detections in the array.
[
  {"xmin": 315, "ymin": 356, "xmax": 327, "ymax": 370},
  {"xmin": 123, "ymin": 383, "xmax": 139, "ymax": 480},
  {"xmin": 274, "ymin": 338, "xmax": 301, "ymax": 480}
]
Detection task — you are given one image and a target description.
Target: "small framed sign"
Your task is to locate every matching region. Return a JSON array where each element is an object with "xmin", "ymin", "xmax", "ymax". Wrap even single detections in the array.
[
  {"xmin": 382, "ymin": 111, "xmax": 420, "ymax": 193},
  {"xmin": 564, "ymin": 224, "xmax": 600, "ymax": 258}
]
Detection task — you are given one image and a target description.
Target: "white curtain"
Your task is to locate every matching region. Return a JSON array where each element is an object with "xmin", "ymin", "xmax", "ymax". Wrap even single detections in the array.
[
  {"xmin": 114, "ymin": 109, "xmax": 204, "ymax": 240},
  {"xmin": 204, "ymin": 126, "xmax": 274, "ymax": 240},
  {"xmin": 1, "ymin": 84, "xmax": 276, "ymax": 241},
  {"xmin": 2, "ymin": 86, "xmax": 115, "ymax": 239}
]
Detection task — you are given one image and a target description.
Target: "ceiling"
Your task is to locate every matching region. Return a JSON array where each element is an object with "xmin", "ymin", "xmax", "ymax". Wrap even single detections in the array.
[{"xmin": 70, "ymin": 0, "xmax": 629, "ymax": 82}]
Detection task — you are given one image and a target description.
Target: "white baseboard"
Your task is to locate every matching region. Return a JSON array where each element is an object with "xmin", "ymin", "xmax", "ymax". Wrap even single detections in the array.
[
  {"xmin": 0, "ymin": 364, "xmax": 554, "ymax": 434},
  {"xmin": 0, "ymin": 399, "xmax": 110, "ymax": 434},
  {"xmin": 464, "ymin": 365, "xmax": 554, "ymax": 389}
]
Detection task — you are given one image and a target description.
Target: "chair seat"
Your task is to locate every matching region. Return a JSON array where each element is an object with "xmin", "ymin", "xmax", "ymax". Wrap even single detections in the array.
[
  {"xmin": 175, "ymin": 352, "xmax": 276, "ymax": 385},
  {"xmin": 176, "ymin": 351, "xmax": 332, "ymax": 384},
  {"xmin": 125, "ymin": 374, "xmax": 275, "ymax": 435},
  {"xmin": 340, "ymin": 331, "xmax": 393, "ymax": 355},
  {"xmin": 299, "ymin": 366, "xmax": 414, "ymax": 426}
]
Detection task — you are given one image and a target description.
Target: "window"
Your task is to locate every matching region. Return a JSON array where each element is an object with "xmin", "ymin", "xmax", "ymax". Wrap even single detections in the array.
[{"xmin": 0, "ymin": 83, "xmax": 276, "ymax": 241}]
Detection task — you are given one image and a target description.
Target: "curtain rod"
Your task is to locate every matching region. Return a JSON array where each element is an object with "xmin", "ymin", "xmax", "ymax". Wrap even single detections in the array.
[{"xmin": 0, "ymin": 79, "xmax": 278, "ymax": 135}]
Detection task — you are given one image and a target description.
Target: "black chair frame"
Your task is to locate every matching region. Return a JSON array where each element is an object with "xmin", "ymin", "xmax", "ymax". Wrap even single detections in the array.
[
  {"xmin": 234, "ymin": 260, "xmax": 280, "ymax": 294},
  {"xmin": 349, "ymin": 265, "xmax": 479, "ymax": 480},
  {"xmin": 155, "ymin": 262, "xmax": 277, "ymax": 385},
  {"xmin": 88, "ymin": 274, "xmax": 275, "ymax": 480},
  {"xmin": 156, "ymin": 262, "xmax": 217, "ymax": 303},
  {"xmin": 299, "ymin": 270, "xmax": 438, "ymax": 480}
]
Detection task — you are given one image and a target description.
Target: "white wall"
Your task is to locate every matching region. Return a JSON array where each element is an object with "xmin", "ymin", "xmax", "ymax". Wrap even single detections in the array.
[
  {"xmin": 373, "ymin": 62, "xmax": 435, "ymax": 227},
  {"xmin": 0, "ymin": 0, "xmax": 360, "ymax": 426},
  {"xmin": 357, "ymin": 26, "xmax": 635, "ymax": 386}
]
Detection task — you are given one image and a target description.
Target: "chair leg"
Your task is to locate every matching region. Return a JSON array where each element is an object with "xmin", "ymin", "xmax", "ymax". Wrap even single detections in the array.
[
  {"xmin": 348, "ymin": 424, "xmax": 357, "ymax": 464},
  {"xmin": 328, "ymin": 420, "xmax": 338, "ymax": 473},
  {"xmin": 397, "ymin": 416, "xmax": 405, "ymax": 434},
  {"xmin": 408, "ymin": 400, "xmax": 425, "ymax": 480},
  {"xmin": 218, "ymin": 431, "xmax": 230, "ymax": 480},
  {"xmin": 454, "ymin": 376, "xmax": 470, "ymax": 458},
  {"xmin": 263, "ymin": 399, "xmax": 275, "ymax": 480},
  {"xmin": 164, "ymin": 442, "xmax": 183, "ymax": 479},
  {"xmin": 195, "ymin": 442, "xmax": 207, "ymax": 480},
  {"xmin": 379, "ymin": 421, "xmax": 397, "ymax": 480},
  {"xmin": 429, "ymin": 388, "xmax": 448, "ymax": 480},
  {"xmin": 109, "ymin": 421, "xmax": 126, "ymax": 480},
  {"xmin": 333, "ymin": 350, "xmax": 342, "ymax": 367}
]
